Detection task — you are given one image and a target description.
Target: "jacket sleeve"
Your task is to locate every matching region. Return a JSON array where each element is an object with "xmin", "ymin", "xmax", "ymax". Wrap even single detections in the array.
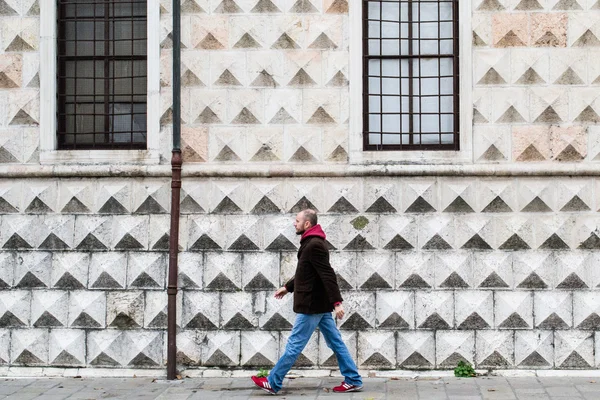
[
  {"xmin": 284, "ymin": 277, "xmax": 294, "ymax": 293},
  {"xmin": 310, "ymin": 245, "xmax": 343, "ymax": 305}
]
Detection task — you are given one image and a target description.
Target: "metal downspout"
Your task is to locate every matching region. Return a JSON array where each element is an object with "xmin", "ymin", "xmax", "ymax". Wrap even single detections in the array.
[{"xmin": 167, "ymin": 0, "xmax": 182, "ymax": 381}]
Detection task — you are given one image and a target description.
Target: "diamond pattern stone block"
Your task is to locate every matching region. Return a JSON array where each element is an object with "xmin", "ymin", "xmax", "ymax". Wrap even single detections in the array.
[
  {"xmin": 402, "ymin": 179, "xmax": 438, "ymax": 213},
  {"xmin": 555, "ymin": 331, "xmax": 593, "ymax": 369},
  {"xmin": 225, "ymin": 215, "xmax": 263, "ymax": 251},
  {"xmin": 247, "ymin": 180, "xmax": 286, "ymax": 215},
  {"xmin": 73, "ymin": 216, "xmax": 111, "ymax": 251},
  {"xmin": 242, "ymin": 252, "xmax": 278, "ymax": 290},
  {"xmin": 175, "ymin": 331, "xmax": 204, "ymax": 367},
  {"xmin": 475, "ymin": 126, "xmax": 510, "ymax": 162},
  {"xmin": 0, "ymin": 329, "xmax": 8, "ymax": 364},
  {"xmin": 515, "ymin": 330, "xmax": 553, "ymax": 368},
  {"xmin": 88, "ymin": 253, "xmax": 127, "ymax": 289},
  {"xmin": 436, "ymin": 331, "xmax": 475, "ymax": 369},
  {"xmin": 0, "ymin": 180, "xmax": 21, "ymax": 213},
  {"xmin": 555, "ymin": 252, "xmax": 591, "ymax": 289},
  {"xmin": 419, "ymin": 215, "xmax": 455, "ymax": 250},
  {"xmin": 510, "ymin": 48, "xmax": 549, "ymax": 85},
  {"xmin": 475, "ymin": 49, "xmax": 511, "ymax": 85},
  {"xmin": 534, "ymin": 215, "xmax": 574, "ymax": 250},
  {"xmin": 455, "ymin": 215, "xmax": 494, "ymax": 250},
  {"xmin": 574, "ymin": 292, "xmax": 600, "ymax": 330},
  {"xmin": 149, "ymin": 215, "xmax": 180, "ymax": 252},
  {"xmin": 513, "ymin": 251, "xmax": 554, "ymax": 289},
  {"xmin": 187, "ymin": 215, "xmax": 226, "ymax": 251},
  {"xmin": 286, "ymin": 179, "xmax": 324, "ymax": 214},
  {"xmin": 338, "ymin": 292, "xmax": 375, "ymax": 330},
  {"xmin": 319, "ymin": 330, "xmax": 356, "ymax": 367},
  {"xmin": 551, "ymin": 126, "xmax": 586, "ymax": 161},
  {"xmin": 472, "ymin": 252, "xmax": 513, "ymax": 289},
  {"xmin": 241, "ymin": 331, "xmax": 278, "ymax": 367},
  {"xmin": 178, "ymin": 252, "xmax": 203, "ymax": 289},
  {"xmin": 357, "ymin": 253, "xmax": 393, "ymax": 290},
  {"xmin": 209, "ymin": 180, "xmax": 247, "ymax": 213},
  {"xmin": 280, "ymin": 330, "xmax": 319, "ymax": 367},
  {"xmin": 492, "ymin": 14, "xmax": 528, "ymax": 47},
  {"xmin": 31, "ymin": 290, "xmax": 68, "ymax": 328},
  {"xmin": 202, "ymin": 331, "xmax": 240, "ymax": 366},
  {"xmin": 513, "ymin": 126, "xmax": 551, "ymax": 162},
  {"xmin": 221, "ymin": 292, "xmax": 257, "ymax": 329},
  {"xmin": 495, "ymin": 291, "xmax": 533, "ymax": 329},
  {"xmin": 492, "ymin": 88, "xmax": 529, "ymax": 123},
  {"xmin": 556, "ymin": 179, "xmax": 592, "ymax": 213},
  {"xmin": 476, "ymin": 331, "xmax": 514, "ymax": 369},
  {"xmin": 260, "ymin": 291, "xmax": 295, "ymax": 330},
  {"xmin": 435, "ymin": 252, "xmax": 472, "ymax": 289},
  {"xmin": 0, "ymin": 290, "xmax": 30, "ymax": 327},
  {"xmin": 127, "ymin": 252, "xmax": 166, "ymax": 289},
  {"xmin": 204, "ymin": 252, "xmax": 242, "ymax": 290},
  {"xmin": 379, "ymin": 216, "xmax": 417, "ymax": 251},
  {"xmin": 328, "ymin": 215, "xmax": 378, "ymax": 251},
  {"xmin": 263, "ymin": 216, "xmax": 298, "ymax": 252},
  {"xmin": 96, "ymin": 182, "xmax": 132, "ymax": 214},
  {"xmin": 358, "ymin": 331, "xmax": 395, "ymax": 369},
  {"xmin": 534, "ymin": 291, "xmax": 572, "ymax": 329},
  {"xmin": 495, "ymin": 216, "xmax": 535, "ymax": 251},
  {"xmin": 49, "ymin": 329, "xmax": 85, "ymax": 366},
  {"xmin": 1, "ymin": 215, "xmax": 42, "ymax": 250},
  {"xmin": 531, "ymin": 13, "xmax": 567, "ymax": 47},
  {"xmin": 397, "ymin": 331, "xmax": 435, "ymax": 369},
  {"xmin": 529, "ymin": 86, "xmax": 569, "ymax": 124},
  {"xmin": 106, "ymin": 291, "xmax": 145, "ymax": 329},
  {"xmin": 132, "ymin": 180, "xmax": 170, "ymax": 214},
  {"xmin": 58, "ymin": 181, "xmax": 94, "ymax": 214},
  {"xmin": 112, "ymin": 216, "xmax": 149, "ymax": 250},
  {"xmin": 14, "ymin": 251, "xmax": 51, "ymax": 289},
  {"xmin": 38, "ymin": 215, "xmax": 75, "ymax": 250},
  {"xmin": 455, "ymin": 291, "xmax": 493, "ymax": 330},
  {"xmin": 183, "ymin": 291, "xmax": 219, "ymax": 330},
  {"xmin": 415, "ymin": 292, "xmax": 454, "ymax": 330},
  {"xmin": 88, "ymin": 331, "xmax": 163, "ymax": 367},
  {"xmin": 51, "ymin": 253, "xmax": 89, "ymax": 289},
  {"xmin": 68, "ymin": 291, "xmax": 106, "ymax": 328},
  {"xmin": 396, "ymin": 252, "xmax": 435, "ymax": 289},
  {"xmin": 145, "ymin": 291, "xmax": 181, "ymax": 329},
  {"xmin": 376, "ymin": 291, "xmax": 414, "ymax": 330},
  {"xmin": 0, "ymin": 252, "xmax": 15, "ymax": 288},
  {"xmin": 11, "ymin": 329, "xmax": 48, "ymax": 365}
]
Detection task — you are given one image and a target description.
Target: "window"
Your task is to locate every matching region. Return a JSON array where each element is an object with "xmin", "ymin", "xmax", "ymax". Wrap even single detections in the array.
[
  {"xmin": 363, "ymin": 0, "xmax": 459, "ymax": 151},
  {"xmin": 56, "ymin": 0, "xmax": 148, "ymax": 150}
]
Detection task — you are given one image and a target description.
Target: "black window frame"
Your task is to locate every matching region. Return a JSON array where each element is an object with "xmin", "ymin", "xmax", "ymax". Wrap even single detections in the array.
[
  {"xmin": 57, "ymin": 0, "xmax": 148, "ymax": 150},
  {"xmin": 362, "ymin": 0, "xmax": 460, "ymax": 151}
]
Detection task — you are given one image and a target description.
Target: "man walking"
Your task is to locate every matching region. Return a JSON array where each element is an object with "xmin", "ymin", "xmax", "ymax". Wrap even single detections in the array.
[{"xmin": 251, "ymin": 209, "xmax": 363, "ymax": 395}]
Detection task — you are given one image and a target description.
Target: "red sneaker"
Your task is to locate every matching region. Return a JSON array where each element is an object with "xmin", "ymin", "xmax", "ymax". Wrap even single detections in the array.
[
  {"xmin": 251, "ymin": 376, "xmax": 276, "ymax": 395},
  {"xmin": 332, "ymin": 381, "xmax": 363, "ymax": 393}
]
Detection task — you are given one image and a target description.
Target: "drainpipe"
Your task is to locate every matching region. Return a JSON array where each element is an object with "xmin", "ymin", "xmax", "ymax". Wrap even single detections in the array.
[{"xmin": 167, "ymin": 0, "xmax": 182, "ymax": 381}]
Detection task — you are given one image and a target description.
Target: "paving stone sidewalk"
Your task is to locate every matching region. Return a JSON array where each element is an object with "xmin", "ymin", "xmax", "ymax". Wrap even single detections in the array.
[{"xmin": 2, "ymin": 376, "xmax": 600, "ymax": 399}]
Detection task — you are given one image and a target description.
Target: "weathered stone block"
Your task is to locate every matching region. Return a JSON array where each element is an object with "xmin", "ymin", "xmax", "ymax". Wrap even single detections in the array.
[
  {"xmin": 358, "ymin": 331, "xmax": 396, "ymax": 369},
  {"xmin": 0, "ymin": 290, "xmax": 30, "ymax": 328},
  {"xmin": 68, "ymin": 290, "xmax": 106, "ymax": 328},
  {"xmin": 106, "ymin": 291, "xmax": 145, "ymax": 329},
  {"xmin": 49, "ymin": 329, "xmax": 85, "ymax": 366},
  {"xmin": 241, "ymin": 331, "xmax": 278, "ymax": 368},
  {"xmin": 31, "ymin": 290, "xmax": 68, "ymax": 328},
  {"xmin": 436, "ymin": 331, "xmax": 475, "ymax": 369},
  {"xmin": 515, "ymin": 330, "xmax": 553, "ymax": 368},
  {"xmin": 415, "ymin": 291, "xmax": 454, "ymax": 330},
  {"xmin": 376, "ymin": 291, "xmax": 414, "ymax": 330},
  {"xmin": 476, "ymin": 330, "xmax": 514, "ymax": 369}
]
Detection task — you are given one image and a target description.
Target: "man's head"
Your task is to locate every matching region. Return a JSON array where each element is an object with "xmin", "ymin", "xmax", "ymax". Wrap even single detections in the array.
[{"xmin": 294, "ymin": 209, "xmax": 318, "ymax": 235}]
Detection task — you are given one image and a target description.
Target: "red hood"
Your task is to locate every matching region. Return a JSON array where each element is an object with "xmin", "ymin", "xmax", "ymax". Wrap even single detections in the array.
[{"xmin": 301, "ymin": 224, "xmax": 326, "ymax": 241}]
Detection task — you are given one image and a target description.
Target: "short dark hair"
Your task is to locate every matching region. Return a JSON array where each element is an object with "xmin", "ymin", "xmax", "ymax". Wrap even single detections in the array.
[{"xmin": 302, "ymin": 209, "xmax": 318, "ymax": 227}]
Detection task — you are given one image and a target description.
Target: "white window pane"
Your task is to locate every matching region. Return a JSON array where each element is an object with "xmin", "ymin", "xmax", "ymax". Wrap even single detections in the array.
[
  {"xmin": 368, "ymin": 39, "xmax": 380, "ymax": 55},
  {"xmin": 413, "ymin": 135, "xmax": 421, "ymax": 144},
  {"xmin": 369, "ymin": 96, "xmax": 381, "ymax": 113},
  {"xmin": 421, "ymin": 115, "xmax": 440, "ymax": 133},
  {"xmin": 421, "ymin": 134, "xmax": 438, "ymax": 144},
  {"xmin": 441, "ymin": 96, "xmax": 453, "ymax": 112},
  {"xmin": 401, "ymin": 60, "xmax": 410, "ymax": 77},
  {"xmin": 441, "ymin": 22, "xmax": 453, "ymax": 38},
  {"xmin": 402, "ymin": 115, "xmax": 410, "ymax": 132},
  {"xmin": 401, "ymin": 78, "xmax": 410, "ymax": 95},
  {"xmin": 421, "ymin": 97, "xmax": 439, "ymax": 113},
  {"xmin": 369, "ymin": 59, "xmax": 381, "ymax": 75},
  {"xmin": 441, "ymin": 115, "xmax": 454, "ymax": 131},
  {"xmin": 402, "ymin": 97, "xmax": 410, "ymax": 113},
  {"xmin": 418, "ymin": 40, "xmax": 438, "ymax": 55},
  {"xmin": 382, "ymin": 2, "xmax": 400, "ymax": 21},
  {"xmin": 440, "ymin": 58, "xmax": 453, "ymax": 75},
  {"xmin": 440, "ymin": 3, "xmax": 453, "ymax": 20},
  {"xmin": 411, "ymin": 78, "xmax": 420, "ymax": 95},
  {"xmin": 440, "ymin": 40, "xmax": 453, "ymax": 53},
  {"xmin": 401, "ymin": 23, "xmax": 409, "ymax": 39},
  {"xmin": 441, "ymin": 133, "xmax": 454, "ymax": 144},
  {"xmin": 421, "ymin": 78, "xmax": 439, "ymax": 95},
  {"xmin": 401, "ymin": 3, "xmax": 409, "ymax": 21},
  {"xmin": 413, "ymin": 97, "xmax": 420, "ymax": 112},
  {"xmin": 440, "ymin": 77, "xmax": 453, "ymax": 95},
  {"xmin": 413, "ymin": 116, "xmax": 420, "ymax": 132},
  {"xmin": 368, "ymin": 2, "xmax": 380, "ymax": 19},
  {"xmin": 383, "ymin": 134, "xmax": 401, "ymax": 144},
  {"xmin": 382, "ymin": 59, "xmax": 400, "ymax": 77},
  {"xmin": 369, "ymin": 134, "xmax": 381, "ymax": 145},
  {"xmin": 419, "ymin": 4, "xmax": 438, "ymax": 22},
  {"xmin": 383, "ymin": 115, "xmax": 400, "ymax": 132},
  {"xmin": 382, "ymin": 40, "xmax": 400, "ymax": 55},
  {"xmin": 420, "ymin": 23, "xmax": 438, "ymax": 39},
  {"xmin": 369, "ymin": 115, "xmax": 381, "ymax": 132},
  {"xmin": 402, "ymin": 134, "xmax": 410, "ymax": 143},
  {"xmin": 382, "ymin": 22, "xmax": 400, "ymax": 38},
  {"xmin": 369, "ymin": 77, "xmax": 381, "ymax": 94},
  {"xmin": 420, "ymin": 59, "xmax": 439, "ymax": 77},
  {"xmin": 369, "ymin": 21, "xmax": 381, "ymax": 38},
  {"xmin": 383, "ymin": 97, "xmax": 401, "ymax": 113},
  {"xmin": 382, "ymin": 78, "xmax": 400, "ymax": 94}
]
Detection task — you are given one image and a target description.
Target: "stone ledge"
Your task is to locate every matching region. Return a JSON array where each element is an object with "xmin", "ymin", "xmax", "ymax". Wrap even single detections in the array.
[
  {"xmin": 4, "ymin": 367, "xmax": 600, "ymax": 378},
  {"xmin": 1, "ymin": 163, "xmax": 600, "ymax": 178}
]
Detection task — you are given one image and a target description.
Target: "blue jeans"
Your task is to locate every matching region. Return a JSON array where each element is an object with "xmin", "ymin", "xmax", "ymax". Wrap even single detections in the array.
[{"xmin": 267, "ymin": 312, "xmax": 362, "ymax": 393}]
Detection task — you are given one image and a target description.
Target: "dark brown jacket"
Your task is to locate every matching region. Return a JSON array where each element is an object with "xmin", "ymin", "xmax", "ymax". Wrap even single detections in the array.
[{"xmin": 284, "ymin": 235, "xmax": 343, "ymax": 314}]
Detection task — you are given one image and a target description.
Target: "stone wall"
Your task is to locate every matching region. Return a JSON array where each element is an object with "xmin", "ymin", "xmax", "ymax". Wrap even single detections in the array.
[{"xmin": 1, "ymin": 0, "xmax": 600, "ymax": 373}]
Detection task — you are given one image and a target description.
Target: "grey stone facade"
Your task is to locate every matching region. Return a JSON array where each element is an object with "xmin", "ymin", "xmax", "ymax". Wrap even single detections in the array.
[{"xmin": 1, "ymin": 0, "xmax": 600, "ymax": 373}]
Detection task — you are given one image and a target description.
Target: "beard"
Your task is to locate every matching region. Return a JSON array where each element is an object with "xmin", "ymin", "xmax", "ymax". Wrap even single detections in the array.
[{"xmin": 295, "ymin": 228, "xmax": 305, "ymax": 236}]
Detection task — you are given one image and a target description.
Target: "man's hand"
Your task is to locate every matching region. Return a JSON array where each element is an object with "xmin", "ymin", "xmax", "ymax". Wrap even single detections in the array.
[
  {"xmin": 274, "ymin": 286, "xmax": 288, "ymax": 299},
  {"xmin": 334, "ymin": 303, "xmax": 345, "ymax": 320}
]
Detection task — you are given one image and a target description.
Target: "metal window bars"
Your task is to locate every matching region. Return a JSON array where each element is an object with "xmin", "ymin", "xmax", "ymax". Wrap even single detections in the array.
[
  {"xmin": 57, "ymin": 0, "xmax": 148, "ymax": 150},
  {"xmin": 363, "ymin": 0, "xmax": 459, "ymax": 151}
]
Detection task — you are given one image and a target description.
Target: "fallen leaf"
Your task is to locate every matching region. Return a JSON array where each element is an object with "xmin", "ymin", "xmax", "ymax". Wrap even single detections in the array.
[
  {"xmin": 323, "ymin": 388, "xmax": 330, "ymax": 392},
  {"xmin": 488, "ymin": 389, "xmax": 496, "ymax": 392},
  {"xmin": 151, "ymin": 378, "xmax": 157, "ymax": 383},
  {"xmin": 176, "ymin": 374, "xmax": 182, "ymax": 380},
  {"xmin": 391, "ymin": 377, "xmax": 400, "ymax": 380}
]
